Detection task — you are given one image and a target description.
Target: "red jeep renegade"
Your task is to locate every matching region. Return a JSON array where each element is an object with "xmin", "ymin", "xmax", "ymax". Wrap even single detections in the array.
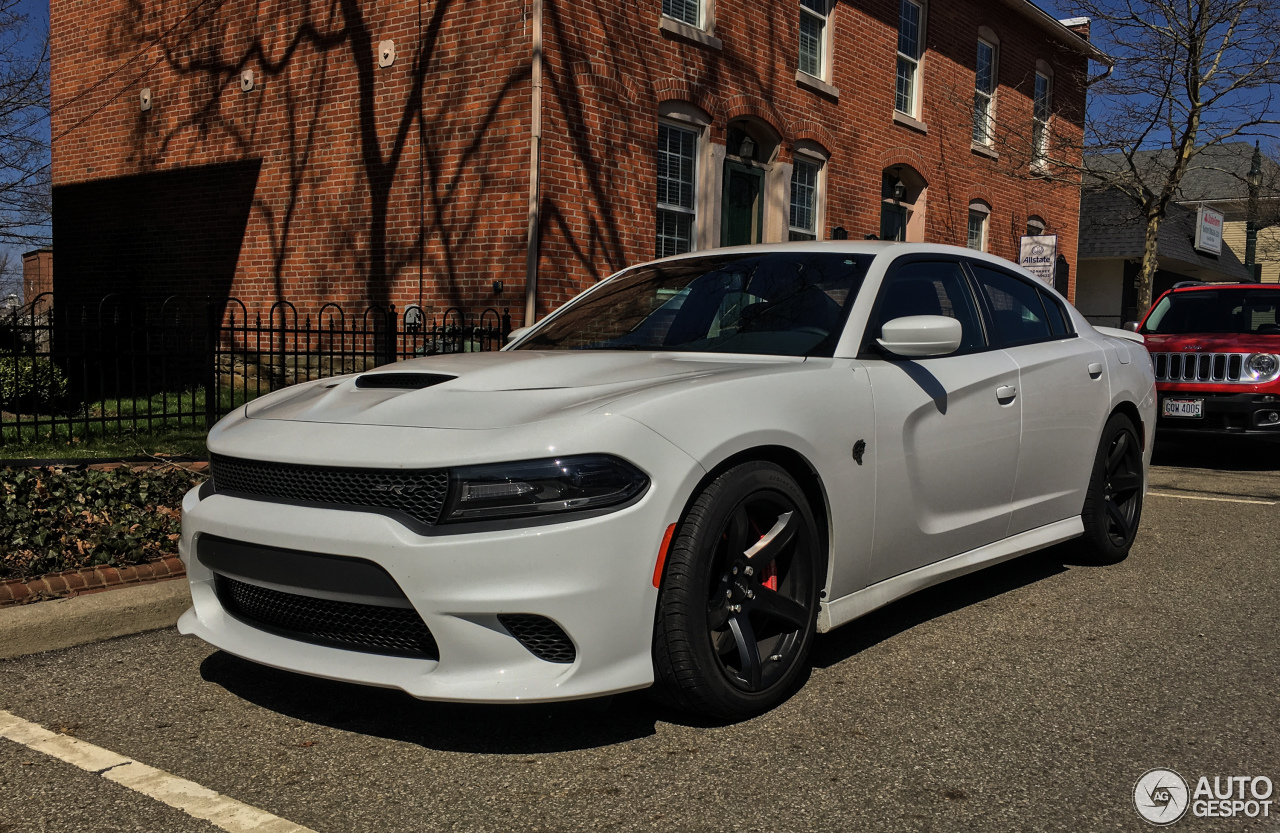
[{"xmin": 1137, "ymin": 282, "xmax": 1280, "ymax": 437}]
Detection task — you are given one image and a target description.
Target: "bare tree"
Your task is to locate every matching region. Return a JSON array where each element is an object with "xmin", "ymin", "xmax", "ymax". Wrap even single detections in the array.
[{"xmin": 0, "ymin": 0, "xmax": 50, "ymax": 252}]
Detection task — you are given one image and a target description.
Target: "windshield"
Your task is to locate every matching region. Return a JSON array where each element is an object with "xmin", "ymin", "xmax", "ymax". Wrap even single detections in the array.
[
  {"xmin": 516, "ymin": 252, "xmax": 873, "ymax": 357},
  {"xmin": 1144, "ymin": 289, "xmax": 1280, "ymax": 335}
]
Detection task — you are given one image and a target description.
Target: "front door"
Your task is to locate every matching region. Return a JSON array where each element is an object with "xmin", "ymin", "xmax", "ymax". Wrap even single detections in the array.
[
  {"xmin": 861, "ymin": 259, "xmax": 1022, "ymax": 586},
  {"xmin": 880, "ymin": 202, "xmax": 907, "ymax": 241},
  {"xmin": 721, "ymin": 162, "xmax": 764, "ymax": 247}
]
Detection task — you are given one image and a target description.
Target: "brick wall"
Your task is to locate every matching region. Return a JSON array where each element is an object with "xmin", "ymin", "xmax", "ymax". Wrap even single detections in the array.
[
  {"xmin": 51, "ymin": 0, "xmax": 1091, "ymax": 324},
  {"xmin": 21, "ymin": 248, "xmax": 53, "ymax": 303}
]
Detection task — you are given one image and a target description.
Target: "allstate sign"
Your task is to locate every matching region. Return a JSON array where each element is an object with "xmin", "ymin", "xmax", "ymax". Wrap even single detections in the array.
[
  {"xmin": 1019, "ymin": 234, "xmax": 1058, "ymax": 285},
  {"xmin": 1194, "ymin": 205, "xmax": 1224, "ymax": 255}
]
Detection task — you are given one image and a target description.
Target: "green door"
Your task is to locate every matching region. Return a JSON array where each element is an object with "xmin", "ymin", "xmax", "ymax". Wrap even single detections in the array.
[
  {"xmin": 721, "ymin": 161, "xmax": 764, "ymax": 247},
  {"xmin": 880, "ymin": 202, "xmax": 908, "ymax": 241}
]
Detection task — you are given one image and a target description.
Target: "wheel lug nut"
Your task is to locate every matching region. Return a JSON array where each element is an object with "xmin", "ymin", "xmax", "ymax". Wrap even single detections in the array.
[
  {"xmin": 770, "ymin": 654, "xmax": 782, "ymax": 662},
  {"xmin": 746, "ymin": 590, "xmax": 755, "ymax": 599},
  {"xmin": 744, "ymin": 566, "xmax": 754, "ymax": 577},
  {"xmin": 732, "ymin": 567, "xmax": 738, "ymax": 575},
  {"xmin": 725, "ymin": 589, "xmax": 732, "ymax": 599}
]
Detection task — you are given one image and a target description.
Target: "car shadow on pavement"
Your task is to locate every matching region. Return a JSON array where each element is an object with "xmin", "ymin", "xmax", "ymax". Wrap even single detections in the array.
[
  {"xmin": 810, "ymin": 542, "xmax": 1078, "ymax": 670},
  {"xmin": 199, "ymin": 650, "xmax": 666, "ymax": 753}
]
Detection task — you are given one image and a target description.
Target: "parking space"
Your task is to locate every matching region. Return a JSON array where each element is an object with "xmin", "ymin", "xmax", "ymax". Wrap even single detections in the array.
[{"xmin": 2, "ymin": 440, "xmax": 1278, "ymax": 833}]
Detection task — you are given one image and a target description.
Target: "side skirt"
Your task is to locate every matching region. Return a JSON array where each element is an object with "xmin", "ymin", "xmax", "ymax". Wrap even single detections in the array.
[{"xmin": 817, "ymin": 517, "xmax": 1084, "ymax": 633}]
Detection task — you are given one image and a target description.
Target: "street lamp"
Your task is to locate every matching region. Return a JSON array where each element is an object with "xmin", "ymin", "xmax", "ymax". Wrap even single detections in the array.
[{"xmin": 1245, "ymin": 141, "xmax": 1263, "ymax": 280}]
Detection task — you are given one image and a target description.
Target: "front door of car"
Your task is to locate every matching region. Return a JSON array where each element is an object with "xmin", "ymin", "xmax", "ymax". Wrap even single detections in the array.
[
  {"xmin": 966, "ymin": 263, "xmax": 1110, "ymax": 535},
  {"xmin": 860, "ymin": 259, "xmax": 1021, "ymax": 586}
]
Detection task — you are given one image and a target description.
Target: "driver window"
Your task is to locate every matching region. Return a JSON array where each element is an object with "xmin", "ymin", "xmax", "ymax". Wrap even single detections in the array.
[{"xmin": 871, "ymin": 261, "xmax": 985, "ymax": 353}]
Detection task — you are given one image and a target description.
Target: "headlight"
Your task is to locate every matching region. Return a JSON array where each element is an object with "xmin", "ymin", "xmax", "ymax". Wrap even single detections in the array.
[
  {"xmin": 440, "ymin": 455, "xmax": 648, "ymax": 523},
  {"xmin": 1244, "ymin": 353, "xmax": 1280, "ymax": 382}
]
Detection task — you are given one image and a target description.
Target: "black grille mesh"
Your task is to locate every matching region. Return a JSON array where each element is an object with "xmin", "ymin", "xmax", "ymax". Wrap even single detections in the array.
[
  {"xmin": 498, "ymin": 614, "xmax": 576, "ymax": 664},
  {"xmin": 210, "ymin": 454, "xmax": 449, "ymax": 527},
  {"xmin": 216, "ymin": 576, "xmax": 439, "ymax": 660}
]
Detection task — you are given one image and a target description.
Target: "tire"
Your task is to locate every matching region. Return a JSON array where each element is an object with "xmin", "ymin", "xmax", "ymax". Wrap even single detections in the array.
[
  {"xmin": 652, "ymin": 461, "xmax": 821, "ymax": 719},
  {"xmin": 1078, "ymin": 412, "xmax": 1145, "ymax": 564}
]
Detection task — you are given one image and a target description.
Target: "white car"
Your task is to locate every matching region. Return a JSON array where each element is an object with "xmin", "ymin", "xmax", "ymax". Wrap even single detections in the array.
[{"xmin": 179, "ymin": 242, "xmax": 1155, "ymax": 718}]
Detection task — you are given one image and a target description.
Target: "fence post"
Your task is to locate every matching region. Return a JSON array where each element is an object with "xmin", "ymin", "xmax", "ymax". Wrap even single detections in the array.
[{"xmin": 502, "ymin": 307, "xmax": 512, "ymax": 339}]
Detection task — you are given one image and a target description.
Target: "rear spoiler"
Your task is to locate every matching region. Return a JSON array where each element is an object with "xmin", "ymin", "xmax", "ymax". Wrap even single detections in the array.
[{"xmin": 1094, "ymin": 325, "xmax": 1145, "ymax": 345}]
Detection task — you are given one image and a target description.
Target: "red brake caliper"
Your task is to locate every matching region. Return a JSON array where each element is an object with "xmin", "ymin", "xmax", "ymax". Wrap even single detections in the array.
[{"xmin": 762, "ymin": 558, "xmax": 778, "ymax": 591}]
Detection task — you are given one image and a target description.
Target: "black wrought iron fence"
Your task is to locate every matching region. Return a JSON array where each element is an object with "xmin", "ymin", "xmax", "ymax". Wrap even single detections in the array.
[{"xmin": 0, "ymin": 295, "xmax": 511, "ymax": 449}]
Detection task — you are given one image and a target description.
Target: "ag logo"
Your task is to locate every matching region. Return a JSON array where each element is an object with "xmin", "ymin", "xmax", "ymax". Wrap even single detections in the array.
[
  {"xmin": 1031, "ymin": 243, "xmax": 1045, "ymax": 256},
  {"xmin": 1135, "ymin": 769, "xmax": 1190, "ymax": 825}
]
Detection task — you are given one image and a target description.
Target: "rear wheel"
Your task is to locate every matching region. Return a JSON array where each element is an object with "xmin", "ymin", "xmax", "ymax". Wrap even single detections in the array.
[
  {"xmin": 652, "ymin": 462, "xmax": 820, "ymax": 719},
  {"xmin": 1078, "ymin": 412, "xmax": 1144, "ymax": 564}
]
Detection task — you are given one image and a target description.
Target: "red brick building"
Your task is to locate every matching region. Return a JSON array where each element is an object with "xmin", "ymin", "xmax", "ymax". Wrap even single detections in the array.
[{"xmin": 50, "ymin": 0, "xmax": 1103, "ymax": 325}]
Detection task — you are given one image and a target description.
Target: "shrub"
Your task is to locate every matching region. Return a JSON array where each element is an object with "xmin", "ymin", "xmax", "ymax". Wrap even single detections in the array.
[{"xmin": 0, "ymin": 355, "xmax": 70, "ymax": 410}]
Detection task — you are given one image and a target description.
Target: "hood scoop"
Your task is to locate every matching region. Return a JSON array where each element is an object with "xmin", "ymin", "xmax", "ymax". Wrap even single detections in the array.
[{"xmin": 354, "ymin": 372, "xmax": 455, "ymax": 390}]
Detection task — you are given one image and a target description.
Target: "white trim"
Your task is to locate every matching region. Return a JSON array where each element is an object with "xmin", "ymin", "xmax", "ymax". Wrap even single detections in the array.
[
  {"xmin": 817, "ymin": 517, "xmax": 1083, "ymax": 632},
  {"xmin": 658, "ymin": 16, "xmax": 723, "ymax": 50},
  {"xmin": 795, "ymin": 69, "xmax": 840, "ymax": 98}
]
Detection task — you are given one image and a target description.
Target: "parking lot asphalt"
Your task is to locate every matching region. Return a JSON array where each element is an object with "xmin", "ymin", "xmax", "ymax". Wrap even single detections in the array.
[{"xmin": 2, "ymin": 438, "xmax": 1278, "ymax": 833}]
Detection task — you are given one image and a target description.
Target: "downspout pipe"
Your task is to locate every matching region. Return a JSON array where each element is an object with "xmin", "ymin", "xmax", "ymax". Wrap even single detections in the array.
[{"xmin": 523, "ymin": 0, "xmax": 543, "ymax": 326}]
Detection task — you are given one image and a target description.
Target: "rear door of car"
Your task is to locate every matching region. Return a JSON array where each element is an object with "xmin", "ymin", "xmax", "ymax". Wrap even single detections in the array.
[
  {"xmin": 964, "ymin": 261, "xmax": 1109, "ymax": 536},
  {"xmin": 859, "ymin": 256, "xmax": 1021, "ymax": 586}
]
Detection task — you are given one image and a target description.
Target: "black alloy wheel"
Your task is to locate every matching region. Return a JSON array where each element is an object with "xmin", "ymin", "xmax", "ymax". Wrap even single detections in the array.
[
  {"xmin": 652, "ymin": 461, "xmax": 821, "ymax": 718},
  {"xmin": 1079, "ymin": 412, "xmax": 1145, "ymax": 564}
]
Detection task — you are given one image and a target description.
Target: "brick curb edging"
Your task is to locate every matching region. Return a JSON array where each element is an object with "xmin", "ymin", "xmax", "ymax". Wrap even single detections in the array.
[{"xmin": 0, "ymin": 556, "xmax": 186, "ymax": 606}]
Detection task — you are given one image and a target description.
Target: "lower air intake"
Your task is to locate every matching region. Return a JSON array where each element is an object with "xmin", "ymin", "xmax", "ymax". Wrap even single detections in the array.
[
  {"xmin": 216, "ymin": 576, "xmax": 439, "ymax": 660},
  {"xmin": 498, "ymin": 614, "xmax": 577, "ymax": 664}
]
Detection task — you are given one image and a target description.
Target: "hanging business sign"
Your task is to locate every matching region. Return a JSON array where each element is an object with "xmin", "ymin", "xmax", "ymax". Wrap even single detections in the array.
[
  {"xmin": 1194, "ymin": 205, "xmax": 1224, "ymax": 255},
  {"xmin": 1019, "ymin": 234, "xmax": 1058, "ymax": 284}
]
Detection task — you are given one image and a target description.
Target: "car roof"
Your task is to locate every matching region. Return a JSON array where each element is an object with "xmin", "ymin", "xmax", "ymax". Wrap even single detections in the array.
[{"xmin": 1168, "ymin": 282, "xmax": 1276, "ymax": 293}]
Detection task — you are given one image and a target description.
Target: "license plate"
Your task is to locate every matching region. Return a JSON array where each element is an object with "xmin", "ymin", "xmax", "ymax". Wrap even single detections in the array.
[{"xmin": 1163, "ymin": 398, "xmax": 1203, "ymax": 418}]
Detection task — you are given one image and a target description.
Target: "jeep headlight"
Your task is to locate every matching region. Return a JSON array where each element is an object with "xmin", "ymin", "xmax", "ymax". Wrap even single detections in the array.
[
  {"xmin": 1244, "ymin": 353, "xmax": 1280, "ymax": 382},
  {"xmin": 440, "ymin": 455, "xmax": 648, "ymax": 523}
]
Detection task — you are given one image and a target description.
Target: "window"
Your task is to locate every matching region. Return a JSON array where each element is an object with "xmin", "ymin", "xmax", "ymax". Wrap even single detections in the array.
[
  {"xmin": 515, "ymin": 252, "xmax": 874, "ymax": 358},
  {"xmin": 1032, "ymin": 70, "xmax": 1052, "ymax": 164},
  {"xmin": 967, "ymin": 201, "xmax": 989, "ymax": 251},
  {"xmin": 972, "ymin": 39, "xmax": 996, "ymax": 144},
  {"xmin": 970, "ymin": 264, "xmax": 1053, "ymax": 346},
  {"xmin": 870, "ymin": 261, "xmax": 985, "ymax": 353},
  {"xmin": 789, "ymin": 157, "xmax": 821, "ymax": 241},
  {"xmin": 896, "ymin": 0, "xmax": 922, "ymax": 115},
  {"xmin": 799, "ymin": 0, "xmax": 828, "ymax": 79},
  {"xmin": 663, "ymin": 0, "xmax": 700, "ymax": 27},
  {"xmin": 657, "ymin": 122, "xmax": 699, "ymax": 258},
  {"xmin": 1026, "ymin": 215, "xmax": 1046, "ymax": 236}
]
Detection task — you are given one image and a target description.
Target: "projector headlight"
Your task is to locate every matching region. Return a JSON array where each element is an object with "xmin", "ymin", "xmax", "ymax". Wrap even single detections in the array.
[
  {"xmin": 1244, "ymin": 353, "xmax": 1280, "ymax": 382},
  {"xmin": 440, "ymin": 455, "xmax": 648, "ymax": 523}
]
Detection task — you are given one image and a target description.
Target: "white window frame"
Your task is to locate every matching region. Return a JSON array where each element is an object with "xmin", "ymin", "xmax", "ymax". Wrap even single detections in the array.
[
  {"xmin": 661, "ymin": 0, "xmax": 703, "ymax": 29},
  {"xmin": 798, "ymin": 0, "xmax": 832, "ymax": 82},
  {"xmin": 895, "ymin": 0, "xmax": 925, "ymax": 118},
  {"xmin": 1032, "ymin": 64, "xmax": 1053, "ymax": 167},
  {"xmin": 972, "ymin": 34, "xmax": 998, "ymax": 145},
  {"xmin": 967, "ymin": 201, "xmax": 990, "ymax": 251},
  {"xmin": 788, "ymin": 147, "xmax": 827, "ymax": 241},
  {"xmin": 657, "ymin": 121, "xmax": 700, "ymax": 258}
]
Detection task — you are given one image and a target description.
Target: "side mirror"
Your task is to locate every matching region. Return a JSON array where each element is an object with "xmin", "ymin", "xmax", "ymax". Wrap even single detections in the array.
[
  {"xmin": 505, "ymin": 326, "xmax": 532, "ymax": 344},
  {"xmin": 1123, "ymin": 321, "xmax": 1141, "ymax": 332},
  {"xmin": 876, "ymin": 315, "xmax": 964, "ymax": 358}
]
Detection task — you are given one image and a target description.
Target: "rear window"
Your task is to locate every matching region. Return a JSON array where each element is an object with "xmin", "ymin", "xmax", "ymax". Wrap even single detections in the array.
[{"xmin": 1144, "ymin": 290, "xmax": 1280, "ymax": 335}]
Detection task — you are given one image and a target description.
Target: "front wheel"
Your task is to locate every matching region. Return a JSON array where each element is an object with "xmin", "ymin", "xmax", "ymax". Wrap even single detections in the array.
[
  {"xmin": 652, "ymin": 462, "xmax": 821, "ymax": 719},
  {"xmin": 1077, "ymin": 412, "xmax": 1145, "ymax": 564}
]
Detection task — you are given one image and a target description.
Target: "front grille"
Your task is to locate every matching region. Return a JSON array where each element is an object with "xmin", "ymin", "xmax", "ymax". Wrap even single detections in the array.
[
  {"xmin": 1152, "ymin": 352, "xmax": 1249, "ymax": 383},
  {"xmin": 216, "ymin": 575, "xmax": 439, "ymax": 660},
  {"xmin": 498, "ymin": 614, "xmax": 577, "ymax": 664},
  {"xmin": 210, "ymin": 453, "xmax": 449, "ymax": 528}
]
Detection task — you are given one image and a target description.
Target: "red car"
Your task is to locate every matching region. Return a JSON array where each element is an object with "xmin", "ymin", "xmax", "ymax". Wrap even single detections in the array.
[{"xmin": 1136, "ymin": 282, "xmax": 1280, "ymax": 437}]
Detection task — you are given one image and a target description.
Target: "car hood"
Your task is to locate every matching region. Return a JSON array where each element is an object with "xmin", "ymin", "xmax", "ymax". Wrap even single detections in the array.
[
  {"xmin": 244, "ymin": 350, "xmax": 803, "ymax": 429},
  {"xmin": 1143, "ymin": 333, "xmax": 1280, "ymax": 353}
]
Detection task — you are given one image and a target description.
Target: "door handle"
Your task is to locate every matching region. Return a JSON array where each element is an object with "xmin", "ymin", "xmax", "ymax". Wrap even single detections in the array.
[
  {"xmin": 996, "ymin": 385, "xmax": 1017, "ymax": 403},
  {"xmin": 1088, "ymin": 362, "xmax": 1104, "ymax": 379}
]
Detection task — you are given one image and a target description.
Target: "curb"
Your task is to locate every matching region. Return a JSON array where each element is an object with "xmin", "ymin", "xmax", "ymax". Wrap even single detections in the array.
[
  {"xmin": 0, "ymin": 579, "xmax": 192, "ymax": 660},
  {"xmin": 0, "ymin": 556, "xmax": 187, "ymax": 605}
]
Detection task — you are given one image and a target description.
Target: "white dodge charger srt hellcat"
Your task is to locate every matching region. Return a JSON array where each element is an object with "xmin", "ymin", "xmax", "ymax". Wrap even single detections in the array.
[{"xmin": 179, "ymin": 242, "xmax": 1155, "ymax": 717}]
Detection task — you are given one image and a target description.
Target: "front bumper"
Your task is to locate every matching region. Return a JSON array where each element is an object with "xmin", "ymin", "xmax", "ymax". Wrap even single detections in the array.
[
  {"xmin": 1156, "ymin": 390, "xmax": 1280, "ymax": 436},
  {"xmin": 178, "ymin": 417, "xmax": 704, "ymax": 703}
]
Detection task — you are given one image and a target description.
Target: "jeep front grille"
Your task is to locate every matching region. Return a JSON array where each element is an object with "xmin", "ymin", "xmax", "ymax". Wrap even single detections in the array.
[
  {"xmin": 1152, "ymin": 352, "xmax": 1250, "ymax": 384},
  {"xmin": 210, "ymin": 453, "xmax": 449, "ymax": 528}
]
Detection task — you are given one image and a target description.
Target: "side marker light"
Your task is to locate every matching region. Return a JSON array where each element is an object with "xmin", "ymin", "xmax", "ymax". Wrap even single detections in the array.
[{"xmin": 652, "ymin": 523, "xmax": 677, "ymax": 589}]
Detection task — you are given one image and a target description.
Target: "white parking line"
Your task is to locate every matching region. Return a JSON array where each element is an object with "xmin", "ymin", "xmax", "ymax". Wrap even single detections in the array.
[
  {"xmin": 1148, "ymin": 491, "xmax": 1277, "ymax": 506},
  {"xmin": 0, "ymin": 710, "xmax": 316, "ymax": 833}
]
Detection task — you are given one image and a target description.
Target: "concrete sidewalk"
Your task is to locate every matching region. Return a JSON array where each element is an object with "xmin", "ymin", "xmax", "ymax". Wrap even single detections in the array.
[{"xmin": 0, "ymin": 580, "xmax": 191, "ymax": 659}]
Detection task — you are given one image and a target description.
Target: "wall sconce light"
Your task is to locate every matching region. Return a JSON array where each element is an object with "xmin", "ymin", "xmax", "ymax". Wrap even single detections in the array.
[
  {"xmin": 739, "ymin": 135, "xmax": 756, "ymax": 161},
  {"xmin": 891, "ymin": 168, "xmax": 907, "ymax": 202},
  {"xmin": 240, "ymin": 70, "xmax": 255, "ymax": 92},
  {"xmin": 379, "ymin": 40, "xmax": 396, "ymax": 68},
  {"xmin": 139, "ymin": 88, "xmax": 152, "ymax": 111}
]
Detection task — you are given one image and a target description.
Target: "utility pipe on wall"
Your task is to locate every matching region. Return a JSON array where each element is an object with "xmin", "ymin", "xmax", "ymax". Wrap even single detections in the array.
[{"xmin": 523, "ymin": 0, "xmax": 543, "ymax": 326}]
